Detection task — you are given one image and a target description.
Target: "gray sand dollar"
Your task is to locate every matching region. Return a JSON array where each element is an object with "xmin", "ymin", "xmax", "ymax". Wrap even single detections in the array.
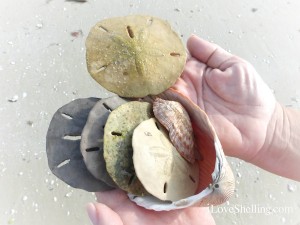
[
  {"xmin": 80, "ymin": 96, "xmax": 128, "ymax": 188},
  {"xmin": 46, "ymin": 98, "xmax": 113, "ymax": 192}
]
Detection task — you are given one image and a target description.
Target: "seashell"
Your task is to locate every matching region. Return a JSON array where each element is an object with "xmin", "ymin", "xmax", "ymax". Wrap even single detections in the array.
[
  {"xmin": 153, "ymin": 98, "xmax": 195, "ymax": 163},
  {"xmin": 80, "ymin": 96, "xmax": 128, "ymax": 188},
  {"xmin": 103, "ymin": 101, "xmax": 152, "ymax": 196},
  {"xmin": 132, "ymin": 118, "xmax": 199, "ymax": 201},
  {"xmin": 128, "ymin": 88, "xmax": 235, "ymax": 211},
  {"xmin": 46, "ymin": 98, "xmax": 114, "ymax": 192},
  {"xmin": 85, "ymin": 15, "xmax": 186, "ymax": 97}
]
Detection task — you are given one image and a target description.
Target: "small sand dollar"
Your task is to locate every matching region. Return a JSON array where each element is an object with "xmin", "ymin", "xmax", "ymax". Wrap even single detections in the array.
[
  {"xmin": 86, "ymin": 15, "xmax": 187, "ymax": 97},
  {"xmin": 132, "ymin": 118, "xmax": 199, "ymax": 201},
  {"xmin": 104, "ymin": 101, "xmax": 152, "ymax": 196}
]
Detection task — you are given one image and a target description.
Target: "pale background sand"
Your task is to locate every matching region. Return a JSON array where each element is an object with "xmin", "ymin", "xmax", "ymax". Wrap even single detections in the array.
[{"xmin": 0, "ymin": 0, "xmax": 299, "ymax": 224}]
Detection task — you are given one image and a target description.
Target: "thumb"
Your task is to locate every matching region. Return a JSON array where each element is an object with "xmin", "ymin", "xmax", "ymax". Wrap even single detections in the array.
[{"xmin": 86, "ymin": 202, "xmax": 123, "ymax": 225}]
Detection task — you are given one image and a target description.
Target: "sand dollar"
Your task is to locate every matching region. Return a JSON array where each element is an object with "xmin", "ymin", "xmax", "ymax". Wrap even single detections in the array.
[
  {"xmin": 46, "ymin": 98, "xmax": 114, "ymax": 192},
  {"xmin": 80, "ymin": 96, "xmax": 128, "ymax": 187},
  {"xmin": 104, "ymin": 101, "xmax": 152, "ymax": 195},
  {"xmin": 132, "ymin": 118, "xmax": 199, "ymax": 201},
  {"xmin": 86, "ymin": 15, "xmax": 187, "ymax": 97}
]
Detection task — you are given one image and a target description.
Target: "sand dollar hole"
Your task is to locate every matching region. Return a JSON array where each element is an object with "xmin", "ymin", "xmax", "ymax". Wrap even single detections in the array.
[
  {"xmin": 163, "ymin": 182, "xmax": 167, "ymax": 193},
  {"xmin": 144, "ymin": 131, "xmax": 152, "ymax": 136},
  {"xmin": 170, "ymin": 52, "xmax": 181, "ymax": 57},
  {"xmin": 61, "ymin": 113, "xmax": 73, "ymax": 120},
  {"xmin": 146, "ymin": 17, "xmax": 153, "ymax": 26},
  {"xmin": 102, "ymin": 102, "xmax": 112, "ymax": 112},
  {"xmin": 96, "ymin": 65, "xmax": 107, "ymax": 73},
  {"xmin": 57, "ymin": 159, "xmax": 70, "ymax": 168},
  {"xmin": 126, "ymin": 26, "xmax": 134, "ymax": 38},
  {"xmin": 63, "ymin": 135, "xmax": 81, "ymax": 141},
  {"xmin": 98, "ymin": 25, "xmax": 109, "ymax": 32},
  {"xmin": 111, "ymin": 131, "xmax": 122, "ymax": 136},
  {"xmin": 85, "ymin": 147, "xmax": 100, "ymax": 152}
]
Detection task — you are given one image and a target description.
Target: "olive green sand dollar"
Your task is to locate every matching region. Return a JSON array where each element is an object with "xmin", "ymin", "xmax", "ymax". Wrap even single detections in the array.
[
  {"xmin": 86, "ymin": 15, "xmax": 187, "ymax": 97},
  {"xmin": 104, "ymin": 101, "xmax": 152, "ymax": 196},
  {"xmin": 132, "ymin": 118, "xmax": 199, "ymax": 201}
]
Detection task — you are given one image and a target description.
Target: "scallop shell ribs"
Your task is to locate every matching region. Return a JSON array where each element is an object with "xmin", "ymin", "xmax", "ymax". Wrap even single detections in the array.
[{"xmin": 153, "ymin": 98, "xmax": 196, "ymax": 163}]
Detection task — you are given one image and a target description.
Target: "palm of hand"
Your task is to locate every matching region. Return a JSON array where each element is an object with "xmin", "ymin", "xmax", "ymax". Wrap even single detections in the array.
[
  {"xmin": 88, "ymin": 190, "xmax": 215, "ymax": 225},
  {"xmin": 173, "ymin": 36, "xmax": 275, "ymax": 160}
]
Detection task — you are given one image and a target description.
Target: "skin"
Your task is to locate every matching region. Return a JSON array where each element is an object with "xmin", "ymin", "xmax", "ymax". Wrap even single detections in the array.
[
  {"xmin": 87, "ymin": 191, "xmax": 215, "ymax": 225},
  {"xmin": 87, "ymin": 35, "xmax": 300, "ymax": 225}
]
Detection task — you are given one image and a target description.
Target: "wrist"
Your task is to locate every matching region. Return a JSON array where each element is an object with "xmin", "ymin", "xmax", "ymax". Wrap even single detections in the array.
[
  {"xmin": 250, "ymin": 103, "xmax": 287, "ymax": 172},
  {"xmin": 250, "ymin": 103, "xmax": 300, "ymax": 181}
]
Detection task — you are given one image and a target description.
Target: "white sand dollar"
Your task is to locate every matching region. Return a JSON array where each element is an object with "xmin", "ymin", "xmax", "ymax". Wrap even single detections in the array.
[{"xmin": 132, "ymin": 118, "xmax": 199, "ymax": 201}]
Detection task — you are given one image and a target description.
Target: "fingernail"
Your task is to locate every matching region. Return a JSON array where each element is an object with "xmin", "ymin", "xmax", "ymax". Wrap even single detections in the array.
[{"xmin": 87, "ymin": 203, "xmax": 98, "ymax": 225}]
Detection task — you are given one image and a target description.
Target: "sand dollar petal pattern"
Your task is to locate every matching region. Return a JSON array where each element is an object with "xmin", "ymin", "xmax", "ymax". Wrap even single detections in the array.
[{"xmin": 86, "ymin": 15, "xmax": 187, "ymax": 97}]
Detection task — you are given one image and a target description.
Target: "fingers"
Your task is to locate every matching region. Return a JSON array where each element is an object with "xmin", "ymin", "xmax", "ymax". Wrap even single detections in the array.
[
  {"xmin": 95, "ymin": 189, "xmax": 128, "ymax": 208},
  {"xmin": 187, "ymin": 35, "xmax": 234, "ymax": 69},
  {"xmin": 86, "ymin": 203, "xmax": 123, "ymax": 225}
]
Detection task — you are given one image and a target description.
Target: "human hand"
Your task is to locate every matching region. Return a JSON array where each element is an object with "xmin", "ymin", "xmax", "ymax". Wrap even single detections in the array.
[
  {"xmin": 87, "ymin": 189, "xmax": 215, "ymax": 225},
  {"xmin": 173, "ymin": 35, "xmax": 276, "ymax": 162}
]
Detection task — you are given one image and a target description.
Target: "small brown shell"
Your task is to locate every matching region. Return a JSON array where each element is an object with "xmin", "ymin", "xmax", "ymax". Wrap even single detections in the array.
[{"xmin": 153, "ymin": 98, "xmax": 195, "ymax": 163}]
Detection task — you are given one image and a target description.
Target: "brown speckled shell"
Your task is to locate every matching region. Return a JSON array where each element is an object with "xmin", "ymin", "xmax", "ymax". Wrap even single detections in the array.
[{"xmin": 153, "ymin": 98, "xmax": 196, "ymax": 163}]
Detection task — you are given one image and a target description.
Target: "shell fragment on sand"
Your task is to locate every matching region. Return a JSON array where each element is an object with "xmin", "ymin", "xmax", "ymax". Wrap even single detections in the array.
[
  {"xmin": 132, "ymin": 118, "xmax": 199, "ymax": 201},
  {"xmin": 86, "ymin": 15, "xmax": 186, "ymax": 97},
  {"xmin": 104, "ymin": 101, "xmax": 153, "ymax": 196}
]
